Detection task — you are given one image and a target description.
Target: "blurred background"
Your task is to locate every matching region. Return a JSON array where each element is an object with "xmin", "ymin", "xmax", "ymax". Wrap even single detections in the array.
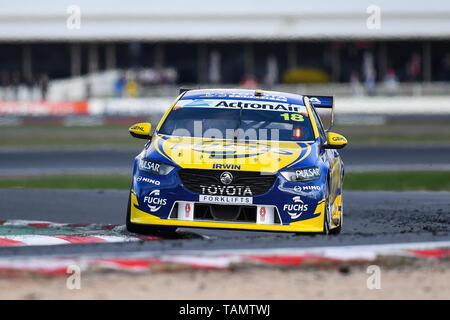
[
  {"xmin": 0, "ymin": 1, "xmax": 449, "ymax": 301},
  {"xmin": 0, "ymin": 0, "xmax": 449, "ymax": 161}
]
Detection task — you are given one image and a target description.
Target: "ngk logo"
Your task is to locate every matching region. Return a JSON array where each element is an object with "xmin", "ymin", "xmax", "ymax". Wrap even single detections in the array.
[
  {"xmin": 185, "ymin": 203, "xmax": 191, "ymax": 217},
  {"xmin": 283, "ymin": 196, "xmax": 308, "ymax": 219},
  {"xmin": 259, "ymin": 207, "xmax": 266, "ymax": 222}
]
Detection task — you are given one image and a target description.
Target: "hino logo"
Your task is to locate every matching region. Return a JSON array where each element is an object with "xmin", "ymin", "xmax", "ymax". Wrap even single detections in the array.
[
  {"xmin": 200, "ymin": 184, "xmax": 252, "ymax": 196},
  {"xmin": 220, "ymin": 171, "xmax": 233, "ymax": 185}
]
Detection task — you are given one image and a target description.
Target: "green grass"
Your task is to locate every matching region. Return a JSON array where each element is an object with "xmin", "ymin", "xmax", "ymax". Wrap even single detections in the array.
[
  {"xmin": 0, "ymin": 120, "xmax": 449, "ymax": 148},
  {"xmin": 0, "ymin": 171, "xmax": 449, "ymax": 191},
  {"xmin": 0, "ymin": 125, "xmax": 146, "ymax": 148},
  {"xmin": 0, "ymin": 175, "xmax": 131, "ymax": 190},
  {"xmin": 344, "ymin": 171, "xmax": 450, "ymax": 191}
]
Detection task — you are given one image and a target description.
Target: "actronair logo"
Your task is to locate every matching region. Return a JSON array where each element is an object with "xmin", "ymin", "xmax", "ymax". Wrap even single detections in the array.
[{"xmin": 215, "ymin": 100, "xmax": 304, "ymax": 112}]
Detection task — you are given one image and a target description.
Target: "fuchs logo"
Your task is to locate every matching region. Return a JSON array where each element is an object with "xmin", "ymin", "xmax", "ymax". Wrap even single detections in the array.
[
  {"xmin": 200, "ymin": 184, "xmax": 252, "ymax": 196},
  {"xmin": 143, "ymin": 190, "xmax": 167, "ymax": 212},
  {"xmin": 220, "ymin": 171, "xmax": 233, "ymax": 185},
  {"xmin": 283, "ymin": 196, "xmax": 308, "ymax": 219}
]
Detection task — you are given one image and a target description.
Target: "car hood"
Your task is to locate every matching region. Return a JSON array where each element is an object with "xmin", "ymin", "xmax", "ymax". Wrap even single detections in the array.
[{"xmin": 146, "ymin": 135, "xmax": 317, "ymax": 173}]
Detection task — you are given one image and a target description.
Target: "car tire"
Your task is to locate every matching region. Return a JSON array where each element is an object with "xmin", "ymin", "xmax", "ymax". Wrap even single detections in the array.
[
  {"xmin": 126, "ymin": 190, "xmax": 177, "ymax": 236},
  {"xmin": 323, "ymin": 184, "xmax": 331, "ymax": 235},
  {"xmin": 329, "ymin": 194, "xmax": 342, "ymax": 235},
  {"xmin": 328, "ymin": 180, "xmax": 343, "ymax": 235}
]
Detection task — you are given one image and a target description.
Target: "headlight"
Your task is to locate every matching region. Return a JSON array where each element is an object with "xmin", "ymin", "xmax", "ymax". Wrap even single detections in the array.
[
  {"xmin": 280, "ymin": 166, "xmax": 321, "ymax": 182},
  {"xmin": 138, "ymin": 158, "xmax": 175, "ymax": 175}
]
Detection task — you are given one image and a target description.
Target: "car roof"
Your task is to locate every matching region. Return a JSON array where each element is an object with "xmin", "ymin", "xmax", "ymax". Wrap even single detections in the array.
[{"xmin": 180, "ymin": 88, "xmax": 305, "ymax": 106}]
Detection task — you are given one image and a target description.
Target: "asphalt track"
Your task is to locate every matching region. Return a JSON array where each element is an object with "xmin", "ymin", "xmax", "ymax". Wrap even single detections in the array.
[
  {"xmin": 0, "ymin": 145, "xmax": 449, "ymax": 176},
  {"xmin": 0, "ymin": 189, "xmax": 448, "ymax": 258}
]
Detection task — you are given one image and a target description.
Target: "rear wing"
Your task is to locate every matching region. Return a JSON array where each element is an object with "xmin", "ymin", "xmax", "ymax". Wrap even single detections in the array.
[
  {"xmin": 179, "ymin": 87, "xmax": 195, "ymax": 95},
  {"xmin": 303, "ymin": 95, "xmax": 335, "ymax": 130}
]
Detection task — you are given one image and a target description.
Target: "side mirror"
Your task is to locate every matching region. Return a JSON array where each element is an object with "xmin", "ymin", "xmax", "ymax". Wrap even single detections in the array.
[
  {"xmin": 129, "ymin": 123, "xmax": 152, "ymax": 139},
  {"xmin": 324, "ymin": 132, "xmax": 347, "ymax": 149}
]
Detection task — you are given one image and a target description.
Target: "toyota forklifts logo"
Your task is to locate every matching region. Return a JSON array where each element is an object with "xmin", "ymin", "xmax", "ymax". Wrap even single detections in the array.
[{"xmin": 220, "ymin": 171, "xmax": 233, "ymax": 185}]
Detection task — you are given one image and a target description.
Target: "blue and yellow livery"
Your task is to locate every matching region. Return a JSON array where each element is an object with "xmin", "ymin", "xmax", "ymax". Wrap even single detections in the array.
[{"xmin": 126, "ymin": 89, "xmax": 347, "ymax": 234}]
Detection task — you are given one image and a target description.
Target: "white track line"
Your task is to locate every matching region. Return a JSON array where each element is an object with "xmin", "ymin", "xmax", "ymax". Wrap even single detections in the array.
[
  {"xmin": 124, "ymin": 240, "xmax": 450, "ymax": 259},
  {"xmin": 1, "ymin": 235, "xmax": 70, "ymax": 246}
]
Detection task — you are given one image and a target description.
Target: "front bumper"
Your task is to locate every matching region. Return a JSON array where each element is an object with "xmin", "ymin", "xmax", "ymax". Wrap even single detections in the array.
[{"xmin": 129, "ymin": 165, "xmax": 328, "ymax": 233}]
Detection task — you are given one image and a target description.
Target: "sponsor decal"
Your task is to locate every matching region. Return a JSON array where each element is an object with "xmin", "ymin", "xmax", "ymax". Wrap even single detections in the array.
[
  {"xmin": 185, "ymin": 203, "xmax": 191, "ymax": 218},
  {"xmin": 136, "ymin": 176, "xmax": 161, "ymax": 186},
  {"xmin": 193, "ymin": 141, "xmax": 293, "ymax": 159},
  {"xmin": 131, "ymin": 125, "xmax": 145, "ymax": 132},
  {"xmin": 212, "ymin": 164, "xmax": 241, "ymax": 170},
  {"xmin": 143, "ymin": 190, "xmax": 167, "ymax": 212},
  {"xmin": 200, "ymin": 184, "xmax": 252, "ymax": 196},
  {"xmin": 332, "ymin": 136, "xmax": 346, "ymax": 142},
  {"xmin": 309, "ymin": 97, "xmax": 322, "ymax": 104},
  {"xmin": 215, "ymin": 100, "xmax": 304, "ymax": 113},
  {"xmin": 183, "ymin": 99, "xmax": 210, "ymax": 107},
  {"xmin": 295, "ymin": 167, "xmax": 320, "ymax": 180},
  {"xmin": 197, "ymin": 92, "xmax": 288, "ymax": 102},
  {"xmin": 259, "ymin": 207, "xmax": 266, "ymax": 222},
  {"xmin": 220, "ymin": 171, "xmax": 234, "ymax": 185},
  {"xmin": 139, "ymin": 159, "xmax": 160, "ymax": 173},
  {"xmin": 279, "ymin": 112, "xmax": 304, "ymax": 122},
  {"xmin": 283, "ymin": 196, "xmax": 308, "ymax": 219},
  {"xmin": 199, "ymin": 195, "xmax": 253, "ymax": 204},
  {"xmin": 294, "ymin": 185, "xmax": 321, "ymax": 192}
]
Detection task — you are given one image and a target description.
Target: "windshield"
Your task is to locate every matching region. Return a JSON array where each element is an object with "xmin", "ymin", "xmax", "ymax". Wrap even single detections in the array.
[{"xmin": 158, "ymin": 101, "xmax": 315, "ymax": 142}]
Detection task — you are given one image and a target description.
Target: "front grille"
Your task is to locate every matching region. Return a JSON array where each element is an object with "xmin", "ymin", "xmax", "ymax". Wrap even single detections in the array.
[
  {"xmin": 170, "ymin": 203, "xmax": 281, "ymax": 224},
  {"xmin": 178, "ymin": 169, "xmax": 277, "ymax": 196}
]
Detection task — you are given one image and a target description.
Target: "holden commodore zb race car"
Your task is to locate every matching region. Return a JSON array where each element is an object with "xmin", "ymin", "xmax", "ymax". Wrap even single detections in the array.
[{"xmin": 126, "ymin": 89, "xmax": 347, "ymax": 235}]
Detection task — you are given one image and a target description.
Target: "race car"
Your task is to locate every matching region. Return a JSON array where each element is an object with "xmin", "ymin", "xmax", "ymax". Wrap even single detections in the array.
[{"xmin": 126, "ymin": 88, "xmax": 347, "ymax": 235}]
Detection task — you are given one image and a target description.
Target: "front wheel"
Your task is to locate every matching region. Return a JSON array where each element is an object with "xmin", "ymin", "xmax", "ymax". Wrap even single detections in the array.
[
  {"xmin": 329, "ymin": 193, "xmax": 342, "ymax": 235},
  {"xmin": 323, "ymin": 185, "xmax": 332, "ymax": 235},
  {"xmin": 324, "ymin": 184, "xmax": 342, "ymax": 235}
]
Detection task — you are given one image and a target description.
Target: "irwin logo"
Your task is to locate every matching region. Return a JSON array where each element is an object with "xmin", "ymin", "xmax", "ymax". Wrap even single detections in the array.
[{"xmin": 212, "ymin": 164, "xmax": 241, "ymax": 170}]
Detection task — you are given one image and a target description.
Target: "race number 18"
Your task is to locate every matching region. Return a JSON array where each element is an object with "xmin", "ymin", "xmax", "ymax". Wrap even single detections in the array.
[{"xmin": 280, "ymin": 113, "xmax": 304, "ymax": 122}]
